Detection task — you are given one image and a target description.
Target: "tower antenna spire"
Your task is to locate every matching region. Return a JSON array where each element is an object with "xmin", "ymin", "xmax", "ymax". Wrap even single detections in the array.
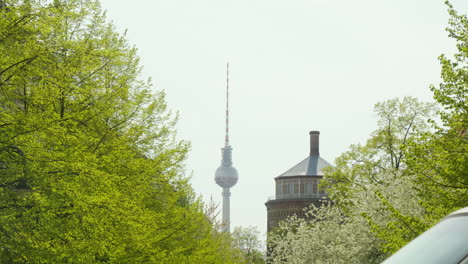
[
  {"xmin": 225, "ymin": 62, "xmax": 230, "ymax": 147},
  {"xmin": 215, "ymin": 62, "xmax": 238, "ymax": 233}
]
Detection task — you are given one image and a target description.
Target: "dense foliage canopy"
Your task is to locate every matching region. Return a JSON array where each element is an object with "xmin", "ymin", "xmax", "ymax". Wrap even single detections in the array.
[{"xmin": 0, "ymin": 0, "xmax": 245, "ymax": 263}]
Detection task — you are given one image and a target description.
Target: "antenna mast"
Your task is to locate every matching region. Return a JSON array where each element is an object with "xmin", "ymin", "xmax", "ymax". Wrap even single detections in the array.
[{"xmin": 225, "ymin": 62, "xmax": 230, "ymax": 147}]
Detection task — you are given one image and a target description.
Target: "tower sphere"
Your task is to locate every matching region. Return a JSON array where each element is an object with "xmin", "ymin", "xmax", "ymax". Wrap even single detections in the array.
[{"xmin": 215, "ymin": 165, "xmax": 238, "ymax": 188}]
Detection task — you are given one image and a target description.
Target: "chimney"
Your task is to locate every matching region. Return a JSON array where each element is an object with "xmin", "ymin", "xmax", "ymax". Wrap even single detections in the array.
[{"xmin": 309, "ymin": 131, "xmax": 320, "ymax": 156}]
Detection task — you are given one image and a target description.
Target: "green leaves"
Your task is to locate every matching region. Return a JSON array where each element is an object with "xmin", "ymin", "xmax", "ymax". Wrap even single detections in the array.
[
  {"xmin": 402, "ymin": 1, "xmax": 468, "ymax": 231},
  {"xmin": 322, "ymin": 97, "xmax": 436, "ymax": 207},
  {"xmin": 0, "ymin": 0, "xmax": 240, "ymax": 263},
  {"xmin": 231, "ymin": 226, "xmax": 265, "ymax": 264},
  {"xmin": 434, "ymin": 2, "xmax": 468, "ymax": 132}
]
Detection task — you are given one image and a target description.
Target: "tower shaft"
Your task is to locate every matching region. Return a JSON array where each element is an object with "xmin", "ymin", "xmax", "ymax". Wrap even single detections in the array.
[{"xmin": 222, "ymin": 187, "xmax": 231, "ymax": 232}]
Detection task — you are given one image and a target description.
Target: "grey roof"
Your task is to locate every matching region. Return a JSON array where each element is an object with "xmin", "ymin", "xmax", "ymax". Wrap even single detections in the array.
[{"xmin": 278, "ymin": 155, "xmax": 333, "ymax": 177}]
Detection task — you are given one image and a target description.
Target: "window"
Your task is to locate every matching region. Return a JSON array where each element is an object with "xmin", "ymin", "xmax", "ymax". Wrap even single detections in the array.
[{"xmin": 312, "ymin": 179, "xmax": 318, "ymax": 193}]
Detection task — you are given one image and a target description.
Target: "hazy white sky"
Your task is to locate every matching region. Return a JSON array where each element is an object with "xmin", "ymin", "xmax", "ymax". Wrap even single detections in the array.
[{"xmin": 99, "ymin": 0, "xmax": 467, "ymax": 239}]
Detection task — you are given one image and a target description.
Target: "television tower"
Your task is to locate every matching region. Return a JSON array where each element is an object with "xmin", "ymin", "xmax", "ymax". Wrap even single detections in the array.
[{"xmin": 214, "ymin": 63, "xmax": 239, "ymax": 233}]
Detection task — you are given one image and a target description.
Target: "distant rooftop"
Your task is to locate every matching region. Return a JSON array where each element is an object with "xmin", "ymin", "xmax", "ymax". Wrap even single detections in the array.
[
  {"xmin": 278, "ymin": 155, "xmax": 333, "ymax": 177},
  {"xmin": 277, "ymin": 131, "xmax": 333, "ymax": 178}
]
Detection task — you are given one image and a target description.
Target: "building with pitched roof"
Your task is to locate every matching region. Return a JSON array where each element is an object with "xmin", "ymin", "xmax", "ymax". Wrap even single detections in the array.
[{"xmin": 265, "ymin": 131, "xmax": 333, "ymax": 232}]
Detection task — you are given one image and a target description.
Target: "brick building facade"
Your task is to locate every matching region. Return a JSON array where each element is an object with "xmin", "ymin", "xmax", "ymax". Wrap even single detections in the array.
[{"xmin": 265, "ymin": 131, "xmax": 333, "ymax": 232}]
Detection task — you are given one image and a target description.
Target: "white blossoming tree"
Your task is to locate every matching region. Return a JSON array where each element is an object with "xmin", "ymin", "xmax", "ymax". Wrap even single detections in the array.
[{"xmin": 268, "ymin": 97, "xmax": 435, "ymax": 263}]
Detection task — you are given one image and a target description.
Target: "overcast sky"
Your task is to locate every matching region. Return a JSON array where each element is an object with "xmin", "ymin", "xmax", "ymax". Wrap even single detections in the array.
[{"xmin": 99, "ymin": 0, "xmax": 467, "ymax": 240}]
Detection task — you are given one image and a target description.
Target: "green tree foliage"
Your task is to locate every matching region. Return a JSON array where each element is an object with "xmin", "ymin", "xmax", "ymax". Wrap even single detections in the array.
[
  {"xmin": 359, "ymin": 2, "xmax": 468, "ymax": 253},
  {"xmin": 0, "ymin": 0, "xmax": 240, "ymax": 262},
  {"xmin": 406, "ymin": 0, "xmax": 468, "ymax": 221},
  {"xmin": 231, "ymin": 226, "xmax": 265, "ymax": 264},
  {"xmin": 321, "ymin": 97, "xmax": 436, "ymax": 253},
  {"xmin": 322, "ymin": 97, "xmax": 435, "ymax": 207}
]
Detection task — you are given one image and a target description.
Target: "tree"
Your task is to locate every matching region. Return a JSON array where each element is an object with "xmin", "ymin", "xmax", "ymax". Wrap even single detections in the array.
[
  {"xmin": 322, "ymin": 97, "xmax": 435, "ymax": 209},
  {"xmin": 268, "ymin": 204, "xmax": 384, "ymax": 264},
  {"xmin": 406, "ymin": 0, "xmax": 468, "ymax": 221},
  {"xmin": 321, "ymin": 97, "xmax": 437, "ymax": 253},
  {"xmin": 358, "ymin": 2, "xmax": 468, "ymax": 253},
  {"xmin": 232, "ymin": 226, "xmax": 265, "ymax": 264},
  {"xmin": 268, "ymin": 97, "xmax": 435, "ymax": 263},
  {"xmin": 0, "ymin": 0, "xmax": 241, "ymax": 262}
]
